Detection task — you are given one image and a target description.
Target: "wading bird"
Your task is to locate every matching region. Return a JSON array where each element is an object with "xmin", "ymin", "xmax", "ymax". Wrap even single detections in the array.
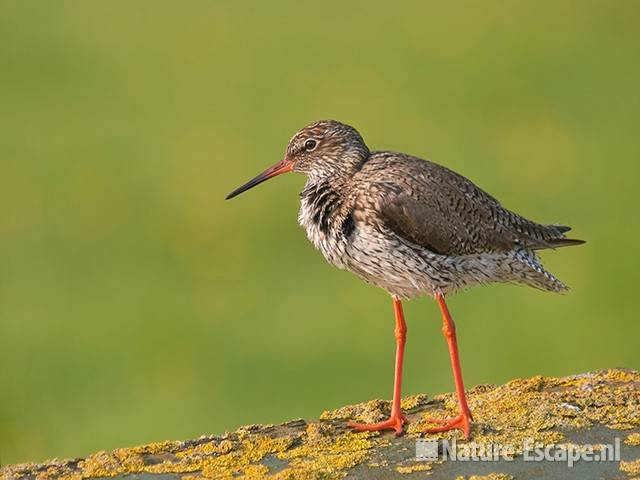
[{"xmin": 226, "ymin": 120, "xmax": 584, "ymax": 438}]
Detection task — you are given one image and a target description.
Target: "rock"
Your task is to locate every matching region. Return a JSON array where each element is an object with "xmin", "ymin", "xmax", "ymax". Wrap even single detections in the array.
[{"xmin": 2, "ymin": 369, "xmax": 639, "ymax": 480}]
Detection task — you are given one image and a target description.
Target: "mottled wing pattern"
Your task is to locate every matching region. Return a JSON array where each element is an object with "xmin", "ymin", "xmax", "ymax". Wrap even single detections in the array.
[{"xmin": 360, "ymin": 152, "xmax": 581, "ymax": 256}]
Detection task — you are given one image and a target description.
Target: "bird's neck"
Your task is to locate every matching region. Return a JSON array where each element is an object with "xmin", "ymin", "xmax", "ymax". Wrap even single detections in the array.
[{"xmin": 305, "ymin": 149, "xmax": 368, "ymax": 184}]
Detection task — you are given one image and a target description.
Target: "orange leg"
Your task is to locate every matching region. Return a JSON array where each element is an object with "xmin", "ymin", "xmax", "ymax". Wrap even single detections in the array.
[
  {"xmin": 348, "ymin": 296, "xmax": 408, "ymax": 435},
  {"xmin": 424, "ymin": 292, "xmax": 473, "ymax": 439}
]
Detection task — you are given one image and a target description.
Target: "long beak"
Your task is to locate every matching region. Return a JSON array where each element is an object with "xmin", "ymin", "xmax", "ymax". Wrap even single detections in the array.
[{"xmin": 225, "ymin": 159, "xmax": 293, "ymax": 200}]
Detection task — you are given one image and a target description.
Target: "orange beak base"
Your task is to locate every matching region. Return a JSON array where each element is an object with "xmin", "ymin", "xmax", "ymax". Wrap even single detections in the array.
[{"xmin": 225, "ymin": 159, "xmax": 293, "ymax": 200}]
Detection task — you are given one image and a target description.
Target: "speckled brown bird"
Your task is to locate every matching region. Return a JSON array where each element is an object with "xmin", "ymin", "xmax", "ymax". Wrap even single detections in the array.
[{"xmin": 226, "ymin": 120, "xmax": 584, "ymax": 438}]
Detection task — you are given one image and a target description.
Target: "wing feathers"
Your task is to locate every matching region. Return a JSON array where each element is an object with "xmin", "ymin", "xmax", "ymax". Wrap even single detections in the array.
[{"xmin": 367, "ymin": 154, "xmax": 583, "ymax": 256}]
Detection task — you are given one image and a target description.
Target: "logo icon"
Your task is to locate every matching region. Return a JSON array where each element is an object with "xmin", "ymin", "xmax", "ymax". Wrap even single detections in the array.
[{"xmin": 416, "ymin": 439, "xmax": 439, "ymax": 461}]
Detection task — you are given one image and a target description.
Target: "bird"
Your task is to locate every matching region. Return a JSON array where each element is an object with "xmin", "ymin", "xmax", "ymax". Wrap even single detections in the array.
[{"xmin": 225, "ymin": 120, "xmax": 584, "ymax": 439}]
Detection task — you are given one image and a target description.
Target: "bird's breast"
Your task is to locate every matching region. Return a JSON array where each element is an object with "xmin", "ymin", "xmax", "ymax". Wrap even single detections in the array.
[{"xmin": 298, "ymin": 182, "xmax": 353, "ymax": 269}]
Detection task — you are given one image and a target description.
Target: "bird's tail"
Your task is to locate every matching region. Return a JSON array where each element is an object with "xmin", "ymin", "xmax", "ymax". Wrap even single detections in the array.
[
  {"xmin": 509, "ymin": 249, "xmax": 569, "ymax": 293},
  {"xmin": 544, "ymin": 225, "xmax": 586, "ymax": 249}
]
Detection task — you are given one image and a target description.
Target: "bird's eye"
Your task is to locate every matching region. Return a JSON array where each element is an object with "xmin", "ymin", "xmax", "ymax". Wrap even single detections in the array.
[{"xmin": 304, "ymin": 139, "xmax": 318, "ymax": 151}]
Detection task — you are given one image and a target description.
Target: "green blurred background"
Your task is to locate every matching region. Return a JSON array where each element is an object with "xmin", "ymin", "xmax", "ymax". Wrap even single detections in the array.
[{"xmin": 1, "ymin": 0, "xmax": 639, "ymax": 465}]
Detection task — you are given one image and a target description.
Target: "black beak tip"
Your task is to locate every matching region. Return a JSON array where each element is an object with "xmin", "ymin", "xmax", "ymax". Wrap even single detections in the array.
[{"xmin": 224, "ymin": 160, "xmax": 291, "ymax": 201}]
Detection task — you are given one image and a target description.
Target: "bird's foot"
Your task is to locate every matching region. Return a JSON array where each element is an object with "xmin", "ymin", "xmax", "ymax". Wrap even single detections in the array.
[
  {"xmin": 423, "ymin": 409, "xmax": 472, "ymax": 439},
  {"xmin": 347, "ymin": 412, "xmax": 408, "ymax": 436}
]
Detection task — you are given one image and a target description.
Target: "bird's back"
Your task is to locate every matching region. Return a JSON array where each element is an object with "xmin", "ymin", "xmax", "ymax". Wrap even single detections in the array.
[{"xmin": 352, "ymin": 152, "xmax": 582, "ymax": 256}]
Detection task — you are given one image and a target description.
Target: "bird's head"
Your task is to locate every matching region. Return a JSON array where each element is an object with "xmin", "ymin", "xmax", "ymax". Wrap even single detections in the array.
[{"xmin": 226, "ymin": 120, "xmax": 369, "ymax": 200}]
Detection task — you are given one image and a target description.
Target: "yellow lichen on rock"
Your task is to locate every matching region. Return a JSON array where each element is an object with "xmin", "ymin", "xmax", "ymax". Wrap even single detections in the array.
[
  {"xmin": 197, "ymin": 435, "xmax": 294, "ymax": 479},
  {"xmin": 125, "ymin": 440, "xmax": 179, "ymax": 455},
  {"xmin": 274, "ymin": 427, "xmax": 380, "ymax": 479},
  {"xmin": 455, "ymin": 474, "xmax": 513, "ymax": 480},
  {"xmin": 320, "ymin": 398, "xmax": 390, "ymax": 424},
  {"xmin": 396, "ymin": 462, "xmax": 433, "ymax": 474},
  {"xmin": 625, "ymin": 432, "xmax": 640, "ymax": 446},
  {"xmin": 620, "ymin": 458, "xmax": 640, "ymax": 475},
  {"xmin": 401, "ymin": 394, "xmax": 430, "ymax": 411},
  {"xmin": 175, "ymin": 439, "xmax": 234, "ymax": 458}
]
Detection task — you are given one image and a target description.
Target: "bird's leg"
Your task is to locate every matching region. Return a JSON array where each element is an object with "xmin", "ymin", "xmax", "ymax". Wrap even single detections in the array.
[
  {"xmin": 348, "ymin": 296, "xmax": 408, "ymax": 436},
  {"xmin": 423, "ymin": 292, "xmax": 473, "ymax": 439}
]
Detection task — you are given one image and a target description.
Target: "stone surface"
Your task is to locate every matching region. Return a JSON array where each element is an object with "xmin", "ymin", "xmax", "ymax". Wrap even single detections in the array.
[{"xmin": 2, "ymin": 369, "xmax": 639, "ymax": 480}]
